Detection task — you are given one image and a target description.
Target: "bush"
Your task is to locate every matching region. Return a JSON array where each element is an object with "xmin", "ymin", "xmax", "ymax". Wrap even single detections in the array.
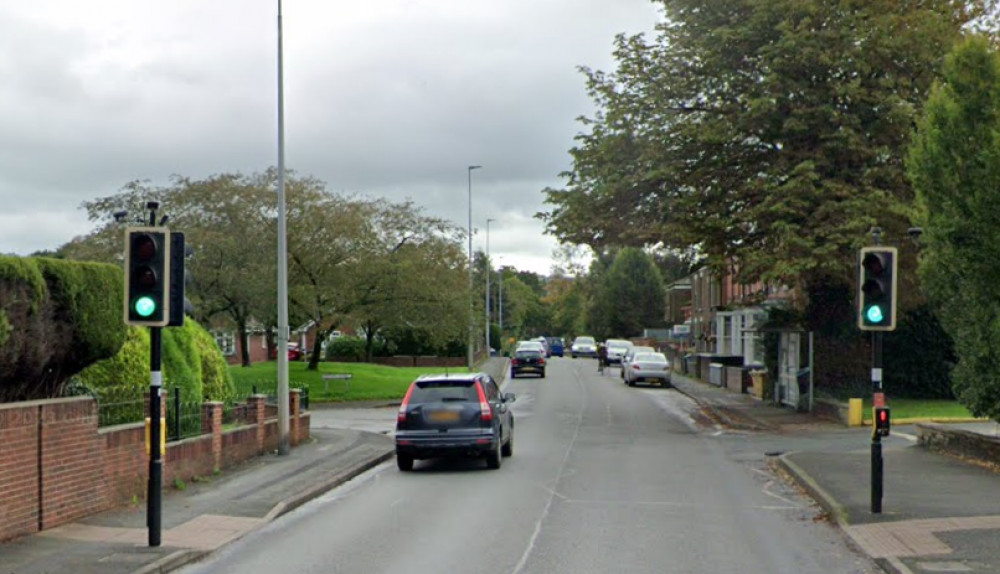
[
  {"xmin": 325, "ymin": 335, "xmax": 366, "ymax": 361},
  {"xmin": 75, "ymin": 318, "xmax": 235, "ymax": 422},
  {"xmin": 0, "ymin": 255, "xmax": 126, "ymax": 400}
]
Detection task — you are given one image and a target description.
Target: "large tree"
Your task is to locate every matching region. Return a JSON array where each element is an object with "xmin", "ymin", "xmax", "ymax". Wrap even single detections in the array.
[
  {"xmin": 541, "ymin": 0, "xmax": 992, "ymax": 296},
  {"xmin": 590, "ymin": 247, "xmax": 666, "ymax": 339},
  {"xmin": 65, "ymin": 172, "xmax": 286, "ymax": 367},
  {"xmin": 907, "ymin": 35, "xmax": 1000, "ymax": 419}
]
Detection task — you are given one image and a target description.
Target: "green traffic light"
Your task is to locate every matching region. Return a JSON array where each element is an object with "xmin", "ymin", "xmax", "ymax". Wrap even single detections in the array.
[
  {"xmin": 134, "ymin": 296, "xmax": 158, "ymax": 318},
  {"xmin": 866, "ymin": 305, "xmax": 884, "ymax": 324}
]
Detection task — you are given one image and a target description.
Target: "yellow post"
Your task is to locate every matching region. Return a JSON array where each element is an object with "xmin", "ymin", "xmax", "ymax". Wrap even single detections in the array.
[
  {"xmin": 848, "ymin": 398, "xmax": 863, "ymax": 427},
  {"xmin": 145, "ymin": 417, "xmax": 167, "ymax": 455}
]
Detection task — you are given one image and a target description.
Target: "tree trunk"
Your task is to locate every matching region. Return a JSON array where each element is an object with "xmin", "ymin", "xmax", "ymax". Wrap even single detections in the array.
[
  {"xmin": 265, "ymin": 326, "xmax": 276, "ymax": 365},
  {"xmin": 307, "ymin": 323, "xmax": 329, "ymax": 371},
  {"xmin": 238, "ymin": 320, "xmax": 251, "ymax": 367}
]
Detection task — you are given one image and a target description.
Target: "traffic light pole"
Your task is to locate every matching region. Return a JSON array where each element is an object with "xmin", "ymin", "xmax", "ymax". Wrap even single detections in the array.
[
  {"xmin": 144, "ymin": 204, "xmax": 163, "ymax": 547},
  {"xmin": 148, "ymin": 326, "xmax": 163, "ymax": 546},
  {"xmin": 871, "ymin": 330, "xmax": 884, "ymax": 514}
]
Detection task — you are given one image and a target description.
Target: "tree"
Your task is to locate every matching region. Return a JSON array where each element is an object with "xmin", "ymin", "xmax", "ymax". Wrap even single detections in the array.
[
  {"xmin": 66, "ymin": 172, "xmax": 286, "ymax": 367},
  {"xmin": 541, "ymin": 0, "xmax": 990, "ymax": 304},
  {"xmin": 343, "ymin": 200, "xmax": 467, "ymax": 361},
  {"xmin": 907, "ymin": 35, "xmax": 1000, "ymax": 419},
  {"xmin": 589, "ymin": 248, "xmax": 665, "ymax": 339}
]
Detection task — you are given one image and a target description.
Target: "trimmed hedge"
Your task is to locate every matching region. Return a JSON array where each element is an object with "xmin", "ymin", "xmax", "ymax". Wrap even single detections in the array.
[
  {"xmin": 0, "ymin": 255, "xmax": 126, "ymax": 401},
  {"xmin": 1, "ymin": 254, "xmax": 233, "ymax": 405},
  {"xmin": 75, "ymin": 318, "xmax": 235, "ymax": 408}
]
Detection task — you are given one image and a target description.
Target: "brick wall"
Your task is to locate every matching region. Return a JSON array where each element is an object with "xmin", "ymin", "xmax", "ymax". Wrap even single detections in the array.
[
  {"xmin": 0, "ymin": 393, "xmax": 310, "ymax": 542},
  {"xmin": 0, "ymin": 402, "xmax": 40, "ymax": 541}
]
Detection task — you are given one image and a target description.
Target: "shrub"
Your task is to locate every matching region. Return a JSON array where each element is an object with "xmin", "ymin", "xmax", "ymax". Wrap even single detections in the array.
[
  {"xmin": 325, "ymin": 335, "xmax": 366, "ymax": 361},
  {"xmin": 0, "ymin": 255, "xmax": 126, "ymax": 400}
]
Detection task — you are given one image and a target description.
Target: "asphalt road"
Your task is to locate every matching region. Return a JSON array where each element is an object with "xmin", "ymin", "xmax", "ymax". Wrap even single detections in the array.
[{"xmin": 179, "ymin": 358, "xmax": 880, "ymax": 574}]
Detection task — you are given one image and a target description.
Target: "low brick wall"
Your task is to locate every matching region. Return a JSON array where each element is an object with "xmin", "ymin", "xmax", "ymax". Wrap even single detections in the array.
[
  {"xmin": 0, "ymin": 391, "xmax": 310, "ymax": 542},
  {"xmin": 917, "ymin": 423, "xmax": 1000, "ymax": 465}
]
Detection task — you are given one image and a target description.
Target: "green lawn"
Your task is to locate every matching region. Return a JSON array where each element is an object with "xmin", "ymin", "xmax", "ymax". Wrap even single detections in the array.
[
  {"xmin": 859, "ymin": 398, "xmax": 983, "ymax": 423},
  {"xmin": 228, "ymin": 361, "xmax": 469, "ymax": 403}
]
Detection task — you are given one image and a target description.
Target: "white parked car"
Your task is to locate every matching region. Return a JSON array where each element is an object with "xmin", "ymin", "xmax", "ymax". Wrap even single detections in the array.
[
  {"xmin": 620, "ymin": 346, "xmax": 655, "ymax": 379},
  {"xmin": 604, "ymin": 339, "xmax": 634, "ymax": 365},
  {"xmin": 624, "ymin": 352, "xmax": 672, "ymax": 387},
  {"xmin": 570, "ymin": 336, "xmax": 598, "ymax": 358}
]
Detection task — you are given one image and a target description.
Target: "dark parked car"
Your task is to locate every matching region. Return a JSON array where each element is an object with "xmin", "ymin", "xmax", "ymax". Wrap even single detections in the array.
[
  {"xmin": 395, "ymin": 373, "xmax": 515, "ymax": 471},
  {"xmin": 510, "ymin": 348, "xmax": 546, "ymax": 378},
  {"xmin": 545, "ymin": 337, "xmax": 565, "ymax": 357}
]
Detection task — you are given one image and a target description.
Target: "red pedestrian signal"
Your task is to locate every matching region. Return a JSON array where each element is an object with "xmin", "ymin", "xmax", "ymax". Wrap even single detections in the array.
[{"xmin": 874, "ymin": 406, "xmax": 891, "ymax": 437}]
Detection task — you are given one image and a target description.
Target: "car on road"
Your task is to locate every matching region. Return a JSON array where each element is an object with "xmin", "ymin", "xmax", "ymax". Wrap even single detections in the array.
[
  {"xmin": 510, "ymin": 348, "xmax": 546, "ymax": 378},
  {"xmin": 516, "ymin": 340, "xmax": 546, "ymax": 356},
  {"xmin": 604, "ymin": 339, "xmax": 634, "ymax": 365},
  {"xmin": 545, "ymin": 337, "xmax": 565, "ymax": 357},
  {"xmin": 570, "ymin": 336, "xmax": 598, "ymax": 358},
  {"xmin": 624, "ymin": 352, "xmax": 672, "ymax": 387},
  {"xmin": 532, "ymin": 337, "xmax": 551, "ymax": 357},
  {"xmin": 620, "ymin": 345, "xmax": 655, "ymax": 379},
  {"xmin": 395, "ymin": 373, "xmax": 515, "ymax": 471}
]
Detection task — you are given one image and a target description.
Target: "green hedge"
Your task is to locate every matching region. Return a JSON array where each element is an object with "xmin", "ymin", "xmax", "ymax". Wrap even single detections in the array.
[
  {"xmin": 75, "ymin": 318, "xmax": 234, "ymax": 409},
  {"xmin": 0, "ymin": 255, "xmax": 126, "ymax": 400}
]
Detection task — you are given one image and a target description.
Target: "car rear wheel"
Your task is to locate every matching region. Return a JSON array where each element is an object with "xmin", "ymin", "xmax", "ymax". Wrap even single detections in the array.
[
  {"xmin": 397, "ymin": 454, "xmax": 414, "ymax": 471},
  {"xmin": 540, "ymin": 369, "xmax": 546, "ymax": 378},
  {"xmin": 502, "ymin": 428, "xmax": 513, "ymax": 457},
  {"xmin": 486, "ymin": 444, "xmax": 502, "ymax": 469}
]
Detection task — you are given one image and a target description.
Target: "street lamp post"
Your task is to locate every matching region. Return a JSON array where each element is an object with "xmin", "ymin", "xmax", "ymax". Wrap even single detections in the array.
[
  {"xmin": 486, "ymin": 218, "xmax": 495, "ymax": 354},
  {"xmin": 498, "ymin": 258, "xmax": 503, "ymax": 345},
  {"xmin": 467, "ymin": 165, "xmax": 482, "ymax": 370},
  {"xmin": 275, "ymin": 0, "xmax": 290, "ymax": 456}
]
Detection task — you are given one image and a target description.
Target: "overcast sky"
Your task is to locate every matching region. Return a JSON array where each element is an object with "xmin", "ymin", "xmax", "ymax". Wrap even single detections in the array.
[{"xmin": 0, "ymin": 0, "xmax": 660, "ymax": 275}]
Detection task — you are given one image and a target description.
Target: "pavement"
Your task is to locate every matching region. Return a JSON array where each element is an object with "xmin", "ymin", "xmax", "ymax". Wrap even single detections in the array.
[{"xmin": 4, "ymin": 357, "xmax": 1000, "ymax": 574}]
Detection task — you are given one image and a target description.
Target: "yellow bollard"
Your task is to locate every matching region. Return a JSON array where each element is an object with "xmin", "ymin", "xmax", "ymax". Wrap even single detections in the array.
[{"xmin": 848, "ymin": 398, "xmax": 863, "ymax": 427}]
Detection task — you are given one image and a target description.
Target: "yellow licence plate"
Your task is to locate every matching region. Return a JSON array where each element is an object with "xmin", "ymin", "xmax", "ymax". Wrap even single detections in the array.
[{"xmin": 429, "ymin": 411, "xmax": 460, "ymax": 422}]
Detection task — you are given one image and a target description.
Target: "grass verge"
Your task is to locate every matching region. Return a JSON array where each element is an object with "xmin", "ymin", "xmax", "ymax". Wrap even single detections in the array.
[
  {"xmin": 228, "ymin": 360, "xmax": 469, "ymax": 403},
  {"xmin": 858, "ymin": 398, "xmax": 985, "ymax": 424}
]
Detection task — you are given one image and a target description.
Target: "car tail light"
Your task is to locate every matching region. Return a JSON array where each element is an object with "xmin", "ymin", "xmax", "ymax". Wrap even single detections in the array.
[
  {"xmin": 475, "ymin": 382, "xmax": 493, "ymax": 423},
  {"xmin": 397, "ymin": 384, "xmax": 416, "ymax": 423},
  {"xmin": 539, "ymin": 358, "xmax": 546, "ymax": 365},
  {"xmin": 632, "ymin": 364, "xmax": 640, "ymax": 371},
  {"xmin": 511, "ymin": 358, "xmax": 520, "ymax": 366}
]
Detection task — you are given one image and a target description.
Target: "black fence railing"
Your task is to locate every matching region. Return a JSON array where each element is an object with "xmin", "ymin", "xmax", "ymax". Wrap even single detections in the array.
[{"xmin": 95, "ymin": 382, "xmax": 308, "ymax": 437}]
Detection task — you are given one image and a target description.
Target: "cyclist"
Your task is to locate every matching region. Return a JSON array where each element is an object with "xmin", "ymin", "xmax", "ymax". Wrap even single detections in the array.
[{"xmin": 597, "ymin": 343, "xmax": 608, "ymax": 375}]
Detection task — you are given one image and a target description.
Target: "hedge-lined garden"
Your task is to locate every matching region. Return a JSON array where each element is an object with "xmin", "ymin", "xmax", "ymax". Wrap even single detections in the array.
[{"xmin": 1, "ymin": 255, "xmax": 233, "ymax": 417}]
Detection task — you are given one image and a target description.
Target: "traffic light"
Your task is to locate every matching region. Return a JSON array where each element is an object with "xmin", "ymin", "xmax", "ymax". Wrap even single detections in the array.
[
  {"xmin": 873, "ymin": 406, "xmax": 891, "ymax": 437},
  {"xmin": 858, "ymin": 246, "xmax": 898, "ymax": 331},
  {"xmin": 167, "ymin": 232, "xmax": 188, "ymax": 327},
  {"xmin": 124, "ymin": 227, "xmax": 171, "ymax": 327}
]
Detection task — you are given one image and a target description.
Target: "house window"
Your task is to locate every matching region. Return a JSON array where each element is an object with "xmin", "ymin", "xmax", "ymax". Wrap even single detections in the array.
[
  {"xmin": 744, "ymin": 312, "xmax": 767, "ymax": 366},
  {"xmin": 215, "ymin": 332, "xmax": 236, "ymax": 356}
]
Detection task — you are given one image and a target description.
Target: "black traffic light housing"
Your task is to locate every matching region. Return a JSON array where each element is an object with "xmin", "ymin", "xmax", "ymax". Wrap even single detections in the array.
[
  {"xmin": 167, "ymin": 232, "xmax": 188, "ymax": 327},
  {"xmin": 124, "ymin": 227, "xmax": 171, "ymax": 327},
  {"xmin": 858, "ymin": 246, "xmax": 898, "ymax": 331},
  {"xmin": 873, "ymin": 406, "xmax": 891, "ymax": 437}
]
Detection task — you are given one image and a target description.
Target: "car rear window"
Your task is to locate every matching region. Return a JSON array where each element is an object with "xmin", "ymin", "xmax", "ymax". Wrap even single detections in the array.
[
  {"xmin": 515, "ymin": 349, "xmax": 542, "ymax": 358},
  {"xmin": 410, "ymin": 380, "xmax": 479, "ymax": 403}
]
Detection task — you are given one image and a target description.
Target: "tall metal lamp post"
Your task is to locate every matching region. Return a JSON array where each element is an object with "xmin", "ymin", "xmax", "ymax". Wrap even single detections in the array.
[
  {"xmin": 275, "ymin": 0, "xmax": 290, "ymax": 455},
  {"xmin": 467, "ymin": 165, "xmax": 482, "ymax": 370},
  {"xmin": 486, "ymin": 218, "xmax": 495, "ymax": 354}
]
